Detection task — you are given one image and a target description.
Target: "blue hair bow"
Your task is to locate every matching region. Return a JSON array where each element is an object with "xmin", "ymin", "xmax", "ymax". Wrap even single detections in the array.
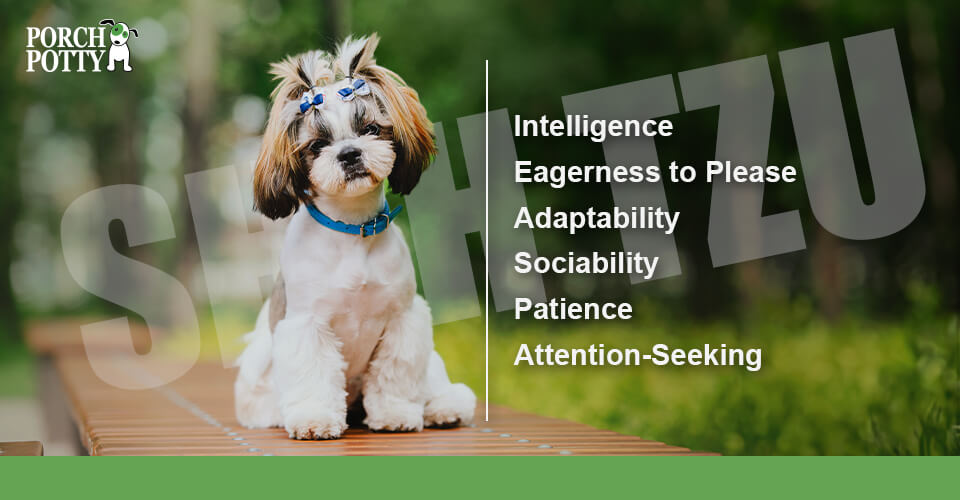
[
  {"xmin": 337, "ymin": 78, "xmax": 371, "ymax": 102},
  {"xmin": 299, "ymin": 79, "xmax": 370, "ymax": 113},
  {"xmin": 299, "ymin": 89, "xmax": 324, "ymax": 113}
]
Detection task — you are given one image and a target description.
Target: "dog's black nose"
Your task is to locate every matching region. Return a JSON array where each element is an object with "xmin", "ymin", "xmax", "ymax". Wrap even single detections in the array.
[{"xmin": 338, "ymin": 147, "xmax": 362, "ymax": 165}]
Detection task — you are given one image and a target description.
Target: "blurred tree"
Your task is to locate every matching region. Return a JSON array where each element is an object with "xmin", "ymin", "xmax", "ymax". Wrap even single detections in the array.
[
  {"xmin": 907, "ymin": 1, "xmax": 958, "ymax": 311},
  {"xmin": 2, "ymin": 0, "xmax": 957, "ymax": 330},
  {"xmin": 176, "ymin": 0, "xmax": 218, "ymax": 291},
  {"xmin": 323, "ymin": 0, "xmax": 351, "ymax": 43},
  {"xmin": 0, "ymin": 1, "xmax": 33, "ymax": 343}
]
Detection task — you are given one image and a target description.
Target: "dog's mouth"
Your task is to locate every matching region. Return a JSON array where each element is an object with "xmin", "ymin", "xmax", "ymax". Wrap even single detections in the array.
[
  {"xmin": 342, "ymin": 164, "xmax": 370, "ymax": 182},
  {"xmin": 113, "ymin": 40, "xmax": 121, "ymax": 45}
]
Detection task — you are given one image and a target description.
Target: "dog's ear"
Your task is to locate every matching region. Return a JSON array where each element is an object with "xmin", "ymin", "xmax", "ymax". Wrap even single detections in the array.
[
  {"xmin": 129, "ymin": 28, "xmax": 139, "ymax": 37},
  {"xmin": 253, "ymin": 109, "xmax": 309, "ymax": 219},
  {"xmin": 253, "ymin": 53, "xmax": 333, "ymax": 219},
  {"xmin": 336, "ymin": 34, "xmax": 436, "ymax": 195},
  {"xmin": 382, "ymin": 84, "xmax": 435, "ymax": 195},
  {"xmin": 99, "ymin": 19, "xmax": 115, "ymax": 26}
]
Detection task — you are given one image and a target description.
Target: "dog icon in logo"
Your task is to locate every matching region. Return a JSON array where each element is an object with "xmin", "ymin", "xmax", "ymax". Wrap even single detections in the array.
[{"xmin": 99, "ymin": 19, "xmax": 138, "ymax": 72}]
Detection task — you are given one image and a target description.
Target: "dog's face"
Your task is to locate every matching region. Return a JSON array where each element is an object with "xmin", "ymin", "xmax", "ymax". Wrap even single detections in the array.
[
  {"xmin": 253, "ymin": 35, "xmax": 436, "ymax": 219},
  {"xmin": 297, "ymin": 81, "xmax": 396, "ymax": 198},
  {"xmin": 108, "ymin": 22, "xmax": 131, "ymax": 46}
]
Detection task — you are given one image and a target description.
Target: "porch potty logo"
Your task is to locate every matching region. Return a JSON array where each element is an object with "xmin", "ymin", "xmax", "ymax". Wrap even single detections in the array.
[{"xmin": 25, "ymin": 18, "xmax": 139, "ymax": 73}]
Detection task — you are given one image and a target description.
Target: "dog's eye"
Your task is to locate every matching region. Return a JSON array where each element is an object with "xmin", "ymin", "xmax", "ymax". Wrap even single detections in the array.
[
  {"xmin": 308, "ymin": 139, "xmax": 328, "ymax": 153},
  {"xmin": 362, "ymin": 123, "xmax": 381, "ymax": 136}
]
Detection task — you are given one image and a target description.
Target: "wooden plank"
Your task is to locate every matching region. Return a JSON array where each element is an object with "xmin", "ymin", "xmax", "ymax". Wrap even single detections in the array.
[
  {"xmin": 0, "ymin": 441, "xmax": 44, "ymax": 456},
  {"xmin": 26, "ymin": 318, "xmax": 154, "ymax": 356},
  {"xmin": 54, "ymin": 355, "xmax": 716, "ymax": 456}
]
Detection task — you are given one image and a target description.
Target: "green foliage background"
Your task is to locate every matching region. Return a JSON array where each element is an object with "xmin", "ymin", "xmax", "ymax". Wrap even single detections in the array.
[{"xmin": 0, "ymin": 0, "xmax": 957, "ymax": 455}]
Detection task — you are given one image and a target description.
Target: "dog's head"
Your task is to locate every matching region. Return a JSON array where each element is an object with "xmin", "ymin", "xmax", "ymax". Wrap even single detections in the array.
[
  {"xmin": 99, "ymin": 19, "xmax": 138, "ymax": 47},
  {"xmin": 253, "ymin": 34, "xmax": 436, "ymax": 220}
]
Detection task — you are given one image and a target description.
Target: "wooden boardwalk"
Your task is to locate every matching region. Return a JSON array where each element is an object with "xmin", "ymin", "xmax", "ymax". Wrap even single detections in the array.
[
  {"xmin": 0, "ymin": 441, "xmax": 44, "ymax": 456},
  {"xmin": 53, "ymin": 355, "xmax": 712, "ymax": 456},
  {"xmin": 26, "ymin": 319, "xmax": 715, "ymax": 456}
]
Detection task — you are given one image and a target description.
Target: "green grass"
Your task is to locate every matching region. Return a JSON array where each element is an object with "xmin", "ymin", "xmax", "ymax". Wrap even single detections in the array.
[
  {"xmin": 435, "ymin": 313, "xmax": 960, "ymax": 455},
  {"xmin": 0, "ymin": 344, "xmax": 35, "ymax": 398}
]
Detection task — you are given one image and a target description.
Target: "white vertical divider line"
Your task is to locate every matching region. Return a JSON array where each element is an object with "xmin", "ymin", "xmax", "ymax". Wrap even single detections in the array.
[{"xmin": 484, "ymin": 59, "xmax": 490, "ymax": 422}]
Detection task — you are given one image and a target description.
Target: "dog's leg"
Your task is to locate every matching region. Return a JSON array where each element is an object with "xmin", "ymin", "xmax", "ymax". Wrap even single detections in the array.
[
  {"xmin": 362, "ymin": 296, "xmax": 433, "ymax": 432},
  {"xmin": 423, "ymin": 350, "xmax": 476, "ymax": 428},
  {"xmin": 234, "ymin": 301, "xmax": 282, "ymax": 428},
  {"xmin": 272, "ymin": 314, "xmax": 348, "ymax": 439}
]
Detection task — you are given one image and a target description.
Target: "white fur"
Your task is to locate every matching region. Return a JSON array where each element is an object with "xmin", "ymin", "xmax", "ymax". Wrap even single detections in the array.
[
  {"xmin": 235, "ymin": 188, "xmax": 475, "ymax": 439},
  {"xmin": 237, "ymin": 38, "xmax": 473, "ymax": 439}
]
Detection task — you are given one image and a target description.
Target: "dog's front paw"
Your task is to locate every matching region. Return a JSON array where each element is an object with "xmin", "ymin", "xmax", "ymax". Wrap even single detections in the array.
[
  {"xmin": 284, "ymin": 406, "xmax": 347, "ymax": 440},
  {"xmin": 424, "ymin": 383, "xmax": 476, "ymax": 428},
  {"xmin": 364, "ymin": 398, "xmax": 424, "ymax": 432}
]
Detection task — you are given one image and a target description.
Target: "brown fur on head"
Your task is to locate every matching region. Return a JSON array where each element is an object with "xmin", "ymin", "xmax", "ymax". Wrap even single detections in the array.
[{"xmin": 253, "ymin": 34, "xmax": 436, "ymax": 220}]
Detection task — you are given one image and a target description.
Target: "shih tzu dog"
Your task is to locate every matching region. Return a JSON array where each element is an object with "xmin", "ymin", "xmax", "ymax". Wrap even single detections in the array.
[{"xmin": 234, "ymin": 34, "xmax": 475, "ymax": 439}]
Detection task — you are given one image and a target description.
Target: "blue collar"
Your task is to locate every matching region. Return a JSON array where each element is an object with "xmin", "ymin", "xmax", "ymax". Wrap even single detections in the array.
[{"xmin": 304, "ymin": 200, "xmax": 402, "ymax": 238}]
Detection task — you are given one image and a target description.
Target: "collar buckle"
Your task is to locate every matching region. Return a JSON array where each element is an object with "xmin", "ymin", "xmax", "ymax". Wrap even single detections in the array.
[{"xmin": 361, "ymin": 212, "xmax": 391, "ymax": 238}]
